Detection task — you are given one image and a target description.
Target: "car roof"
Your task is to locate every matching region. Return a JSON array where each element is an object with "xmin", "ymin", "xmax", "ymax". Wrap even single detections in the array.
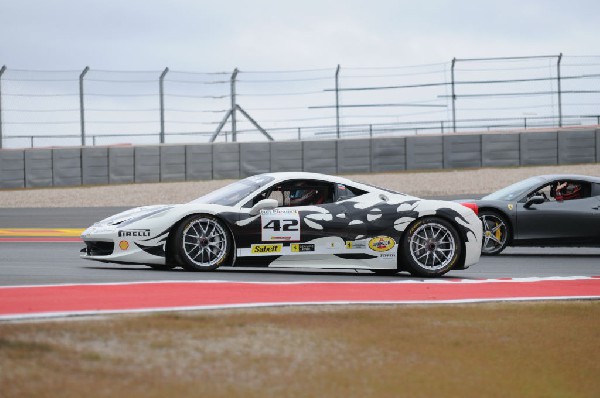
[
  {"xmin": 259, "ymin": 172, "xmax": 360, "ymax": 186},
  {"xmin": 537, "ymin": 174, "xmax": 600, "ymax": 183}
]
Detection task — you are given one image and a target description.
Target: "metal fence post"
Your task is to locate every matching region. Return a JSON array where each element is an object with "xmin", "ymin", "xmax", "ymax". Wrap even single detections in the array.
[
  {"xmin": 231, "ymin": 68, "xmax": 239, "ymax": 142},
  {"xmin": 159, "ymin": 67, "xmax": 169, "ymax": 144},
  {"xmin": 557, "ymin": 53, "xmax": 563, "ymax": 128},
  {"xmin": 451, "ymin": 58, "xmax": 457, "ymax": 133},
  {"xmin": 297, "ymin": 127, "xmax": 301, "ymax": 140},
  {"xmin": 0, "ymin": 65, "xmax": 6, "ymax": 149},
  {"xmin": 335, "ymin": 65, "xmax": 341, "ymax": 139},
  {"xmin": 79, "ymin": 66, "xmax": 89, "ymax": 146}
]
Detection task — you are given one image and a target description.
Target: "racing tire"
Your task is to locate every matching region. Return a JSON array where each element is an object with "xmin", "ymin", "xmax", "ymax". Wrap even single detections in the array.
[
  {"xmin": 400, "ymin": 217, "xmax": 462, "ymax": 278},
  {"xmin": 479, "ymin": 210, "xmax": 509, "ymax": 256},
  {"xmin": 173, "ymin": 214, "xmax": 231, "ymax": 271}
]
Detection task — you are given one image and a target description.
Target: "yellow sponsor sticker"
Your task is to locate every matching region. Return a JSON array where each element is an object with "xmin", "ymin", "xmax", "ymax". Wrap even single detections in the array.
[
  {"xmin": 368, "ymin": 236, "xmax": 396, "ymax": 252},
  {"xmin": 251, "ymin": 243, "xmax": 282, "ymax": 254},
  {"xmin": 345, "ymin": 241, "xmax": 353, "ymax": 249},
  {"xmin": 508, "ymin": 204, "xmax": 514, "ymax": 211}
]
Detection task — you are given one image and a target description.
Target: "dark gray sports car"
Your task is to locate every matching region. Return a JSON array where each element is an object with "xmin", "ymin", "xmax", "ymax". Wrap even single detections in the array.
[{"xmin": 459, "ymin": 174, "xmax": 600, "ymax": 255}]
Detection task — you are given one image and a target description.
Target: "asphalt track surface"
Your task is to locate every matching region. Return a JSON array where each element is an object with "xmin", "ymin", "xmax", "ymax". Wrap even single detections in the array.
[{"xmin": 1, "ymin": 207, "xmax": 599, "ymax": 287}]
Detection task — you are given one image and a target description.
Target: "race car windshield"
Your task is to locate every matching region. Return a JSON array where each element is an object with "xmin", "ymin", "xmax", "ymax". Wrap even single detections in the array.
[
  {"xmin": 189, "ymin": 175, "xmax": 275, "ymax": 206},
  {"xmin": 483, "ymin": 176, "xmax": 546, "ymax": 201}
]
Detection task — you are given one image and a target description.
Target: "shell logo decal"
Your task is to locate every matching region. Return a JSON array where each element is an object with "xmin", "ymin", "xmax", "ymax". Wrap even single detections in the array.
[{"xmin": 368, "ymin": 236, "xmax": 396, "ymax": 252}]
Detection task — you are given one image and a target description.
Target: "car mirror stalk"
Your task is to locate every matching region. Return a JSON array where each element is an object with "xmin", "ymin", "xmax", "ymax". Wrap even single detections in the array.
[
  {"xmin": 524, "ymin": 195, "xmax": 545, "ymax": 209},
  {"xmin": 249, "ymin": 199, "xmax": 279, "ymax": 215}
]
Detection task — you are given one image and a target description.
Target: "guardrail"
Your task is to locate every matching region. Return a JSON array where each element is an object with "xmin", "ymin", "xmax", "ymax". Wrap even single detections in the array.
[{"xmin": 1, "ymin": 128, "xmax": 599, "ymax": 189}]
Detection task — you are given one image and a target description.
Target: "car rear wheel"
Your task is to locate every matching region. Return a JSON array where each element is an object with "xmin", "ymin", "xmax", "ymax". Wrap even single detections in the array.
[
  {"xmin": 480, "ymin": 211, "xmax": 509, "ymax": 255},
  {"xmin": 174, "ymin": 215, "xmax": 231, "ymax": 271},
  {"xmin": 401, "ymin": 217, "xmax": 462, "ymax": 278}
]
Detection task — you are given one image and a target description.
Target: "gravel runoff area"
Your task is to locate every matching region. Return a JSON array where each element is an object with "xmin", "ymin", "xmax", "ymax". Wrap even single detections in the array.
[{"xmin": 0, "ymin": 163, "xmax": 598, "ymax": 208}]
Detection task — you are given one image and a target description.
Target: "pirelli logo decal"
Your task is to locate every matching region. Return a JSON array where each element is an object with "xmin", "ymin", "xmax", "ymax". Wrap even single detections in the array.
[{"xmin": 251, "ymin": 244, "xmax": 283, "ymax": 254}]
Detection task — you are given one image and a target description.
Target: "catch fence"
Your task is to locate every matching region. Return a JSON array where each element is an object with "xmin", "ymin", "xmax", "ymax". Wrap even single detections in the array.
[{"xmin": 0, "ymin": 54, "xmax": 599, "ymax": 148}]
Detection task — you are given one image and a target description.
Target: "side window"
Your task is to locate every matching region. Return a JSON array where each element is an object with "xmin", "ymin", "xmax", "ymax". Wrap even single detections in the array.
[
  {"xmin": 530, "ymin": 184, "xmax": 554, "ymax": 201},
  {"xmin": 335, "ymin": 184, "xmax": 368, "ymax": 201},
  {"xmin": 248, "ymin": 180, "xmax": 335, "ymax": 207},
  {"xmin": 531, "ymin": 180, "xmax": 591, "ymax": 202},
  {"xmin": 552, "ymin": 180, "xmax": 589, "ymax": 201}
]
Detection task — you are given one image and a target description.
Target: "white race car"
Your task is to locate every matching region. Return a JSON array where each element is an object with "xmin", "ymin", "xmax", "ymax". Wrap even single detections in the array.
[{"xmin": 81, "ymin": 172, "xmax": 482, "ymax": 277}]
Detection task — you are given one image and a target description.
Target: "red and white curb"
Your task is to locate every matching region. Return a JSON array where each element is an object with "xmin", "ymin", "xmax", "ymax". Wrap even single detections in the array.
[{"xmin": 1, "ymin": 276, "xmax": 598, "ymax": 321}]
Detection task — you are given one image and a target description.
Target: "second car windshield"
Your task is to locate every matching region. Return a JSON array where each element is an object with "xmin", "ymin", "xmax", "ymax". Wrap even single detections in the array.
[
  {"xmin": 483, "ymin": 176, "xmax": 546, "ymax": 201},
  {"xmin": 189, "ymin": 175, "xmax": 275, "ymax": 206}
]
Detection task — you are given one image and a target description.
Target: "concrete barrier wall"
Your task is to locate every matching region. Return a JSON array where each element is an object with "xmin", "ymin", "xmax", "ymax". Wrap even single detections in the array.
[
  {"xmin": 25, "ymin": 149, "xmax": 53, "ymax": 187},
  {"xmin": 520, "ymin": 131, "xmax": 558, "ymax": 166},
  {"xmin": 407, "ymin": 136, "xmax": 443, "ymax": 170},
  {"xmin": 338, "ymin": 138, "xmax": 371, "ymax": 174},
  {"xmin": 240, "ymin": 142, "xmax": 270, "ymax": 178},
  {"xmin": 481, "ymin": 134, "xmax": 520, "ymax": 167},
  {"xmin": 1, "ymin": 130, "xmax": 598, "ymax": 189},
  {"xmin": 213, "ymin": 143, "xmax": 239, "ymax": 179},
  {"xmin": 371, "ymin": 137, "xmax": 406, "ymax": 172},
  {"xmin": 303, "ymin": 140, "xmax": 337, "ymax": 174},
  {"xmin": 160, "ymin": 145, "xmax": 186, "ymax": 182},
  {"xmin": 109, "ymin": 147, "xmax": 134, "ymax": 184},
  {"xmin": 271, "ymin": 141, "xmax": 303, "ymax": 172},
  {"xmin": 443, "ymin": 135, "xmax": 482, "ymax": 169},
  {"xmin": 134, "ymin": 146, "xmax": 160, "ymax": 183},
  {"xmin": 186, "ymin": 144, "xmax": 212, "ymax": 180},
  {"xmin": 82, "ymin": 147, "xmax": 109, "ymax": 185},
  {"xmin": 0, "ymin": 149, "xmax": 25, "ymax": 189},
  {"xmin": 558, "ymin": 130, "xmax": 596, "ymax": 165}
]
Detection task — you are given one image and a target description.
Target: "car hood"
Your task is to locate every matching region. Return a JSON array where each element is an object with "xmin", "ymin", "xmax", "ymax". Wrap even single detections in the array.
[{"xmin": 92, "ymin": 205, "xmax": 175, "ymax": 227}]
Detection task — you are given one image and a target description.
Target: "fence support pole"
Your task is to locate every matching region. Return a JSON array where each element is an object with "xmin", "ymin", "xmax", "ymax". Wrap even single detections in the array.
[
  {"xmin": 159, "ymin": 67, "xmax": 169, "ymax": 144},
  {"xmin": 557, "ymin": 53, "xmax": 563, "ymax": 128},
  {"xmin": 297, "ymin": 127, "xmax": 301, "ymax": 140},
  {"xmin": 0, "ymin": 65, "xmax": 6, "ymax": 149},
  {"xmin": 79, "ymin": 66, "xmax": 89, "ymax": 146},
  {"xmin": 230, "ymin": 68, "xmax": 239, "ymax": 142},
  {"xmin": 335, "ymin": 65, "xmax": 341, "ymax": 139},
  {"xmin": 451, "ymin": 58, "xmax": 457, "ymax": 133}
]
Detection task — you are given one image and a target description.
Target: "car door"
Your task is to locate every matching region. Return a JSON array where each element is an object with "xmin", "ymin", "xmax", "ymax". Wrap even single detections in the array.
[
  {"xmin": 516, "ymin": 180, "xmax": 598, "ymax": 245},
  {"xmin": 234, "ymin": 179, "xmax": 358, "ymax": 260}
]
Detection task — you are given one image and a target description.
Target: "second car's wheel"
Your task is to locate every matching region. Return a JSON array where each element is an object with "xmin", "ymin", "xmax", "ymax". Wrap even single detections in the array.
[
  {"xmin": 401, "ymin": 217, "xmax": 462, "ymax": 278},
  {"xmin": 174, "ymin": 214, "xmax": 231, "ymax": 271},
  {"xmin": 479, "ymin": 210, "xmax": 509, "ymax": 256}
]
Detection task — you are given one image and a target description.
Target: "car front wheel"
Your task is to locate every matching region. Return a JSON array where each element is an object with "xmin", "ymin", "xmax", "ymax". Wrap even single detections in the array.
[
  {"xmin": 479, "ymin": 210, "xmax": 509, "ymax": 255},
  {"xmin": 401, "ymin": 217, "xmax": 462, "ymax": 278},
  {"xmin": 174, "ymin": 214, "xmax": 231, "ymax": 271}
]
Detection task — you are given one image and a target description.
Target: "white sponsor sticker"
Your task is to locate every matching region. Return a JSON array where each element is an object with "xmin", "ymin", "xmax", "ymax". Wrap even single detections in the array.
[{"xmin": 260, "ymin": 209, "xmax": 301, "ymax": 241}]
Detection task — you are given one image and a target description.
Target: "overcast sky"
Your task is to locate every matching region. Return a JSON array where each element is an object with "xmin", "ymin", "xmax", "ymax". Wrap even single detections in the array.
[{"xmin": 1, "ymin": 0, "xmax": 599, "ymax": 71}]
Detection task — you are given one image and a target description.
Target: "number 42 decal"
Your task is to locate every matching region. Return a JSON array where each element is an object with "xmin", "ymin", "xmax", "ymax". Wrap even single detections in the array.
[
  {"xmin": 263, "ymin": 219, "xmax": 299, "ymax": 231},
  {"xmin": 261, "ymin": 210, "xmax": 301, "ymax": 241}
]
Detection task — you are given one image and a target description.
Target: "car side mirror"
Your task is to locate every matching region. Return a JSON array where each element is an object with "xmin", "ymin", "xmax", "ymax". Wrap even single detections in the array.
[
  {"xmin": 249, "ymin": 199, "xmax": 278, "ymax": 215},
  {"xmin": 524, "ymin": 195, "xmax": 545, "ymax": 209}
]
